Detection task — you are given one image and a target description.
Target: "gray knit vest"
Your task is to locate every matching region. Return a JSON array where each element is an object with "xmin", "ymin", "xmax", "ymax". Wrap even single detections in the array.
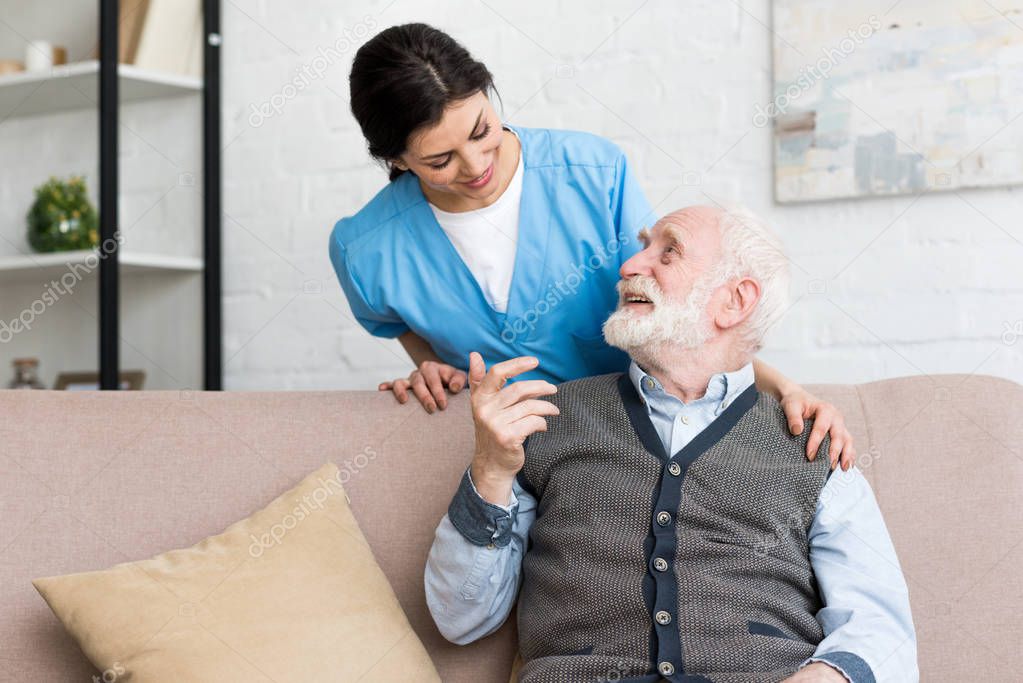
[{"xmin": 515, "ymin": 372, "xmax": 833, "ymax": 683}]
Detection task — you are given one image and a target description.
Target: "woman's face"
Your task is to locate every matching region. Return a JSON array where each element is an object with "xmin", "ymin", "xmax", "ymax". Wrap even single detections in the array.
[{"xmin": 396, "ymin": 91, "xmax": 506, "ymax": 202}]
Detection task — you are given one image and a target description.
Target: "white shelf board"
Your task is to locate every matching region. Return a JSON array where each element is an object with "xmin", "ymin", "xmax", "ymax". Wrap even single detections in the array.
[
  {"xmin": 0, "ymin": 61, "xmax": 202, "ymax": 119},
  {"xmin": 0, "ymin": 250, "xmax": 203, "ymax": 282}
]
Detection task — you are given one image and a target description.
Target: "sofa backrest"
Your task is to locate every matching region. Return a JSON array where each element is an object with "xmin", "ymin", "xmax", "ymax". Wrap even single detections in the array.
[{"xmin": 1, "ymin": 373, "xmax": 1020, "ymax": 682}]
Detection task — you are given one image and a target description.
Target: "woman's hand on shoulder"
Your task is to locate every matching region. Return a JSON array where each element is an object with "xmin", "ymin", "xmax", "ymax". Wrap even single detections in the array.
[
  {"xmin": 779, "ymin": 388, "xmax": 856, "ymax": 471},
  {"xmin": 379, "ymin": 360, "xmax": 468, "ymax": 413}
]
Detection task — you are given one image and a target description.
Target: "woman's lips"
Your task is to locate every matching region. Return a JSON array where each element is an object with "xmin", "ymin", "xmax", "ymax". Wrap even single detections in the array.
[{"xmin": 462, "ymin": 163, "xmax": 494, "ymax": 189}]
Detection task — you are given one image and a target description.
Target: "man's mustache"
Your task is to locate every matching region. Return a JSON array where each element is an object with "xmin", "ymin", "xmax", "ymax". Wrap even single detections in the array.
[{"xmin": 617, "ymin": 276, "xmax": 663, "ymax": 306}]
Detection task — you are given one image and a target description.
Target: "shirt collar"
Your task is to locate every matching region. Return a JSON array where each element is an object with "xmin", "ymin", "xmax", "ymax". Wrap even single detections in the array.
[{"xmin": 629, "ymin": 359, "xmax": 755, "ymax": 416}]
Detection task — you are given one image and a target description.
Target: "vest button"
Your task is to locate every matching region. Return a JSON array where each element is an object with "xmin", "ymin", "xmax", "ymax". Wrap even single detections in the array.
[
  {"xmin": 655, "ymin": 610, "xmax": 672, "ymax": 625},
  {"xmin": 658, "ymin": 661, "xmax": 675, "ymax": 676},
  {"xmin": 656, "ymin": 511, "xmax": 671, "ymax": 526},
  {"xmin": 668, "ymin": 462, "xmax": 681, "ymax": 476},
  {"xmin": 653, "ymin": 557, "xmax": 668, "ymax": 572}
]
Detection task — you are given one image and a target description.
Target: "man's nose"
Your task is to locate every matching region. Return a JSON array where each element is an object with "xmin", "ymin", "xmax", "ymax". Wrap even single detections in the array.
[{"xmin": 620, "ymin": 250, "xmax": 651, "ymax": 279}]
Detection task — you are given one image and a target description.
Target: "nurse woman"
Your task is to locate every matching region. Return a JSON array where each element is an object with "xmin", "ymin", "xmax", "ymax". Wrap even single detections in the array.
[{"xmin": 329, "ymin": 23, "xmax": 855, "ymax": 467}]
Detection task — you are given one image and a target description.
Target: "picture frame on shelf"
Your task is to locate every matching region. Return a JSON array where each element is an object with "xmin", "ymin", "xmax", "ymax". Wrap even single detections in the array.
[
  {"xmin": 54, "ymin": 370, "xmax": 146, "ymax": 391},
  {"xmin": 88, "ymin": 0, "xmax": 153, "ymax": 64}
]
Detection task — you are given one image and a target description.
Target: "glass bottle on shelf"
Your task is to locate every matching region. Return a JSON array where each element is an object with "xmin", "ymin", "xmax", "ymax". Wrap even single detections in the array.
[{"xmin": 8, "ymin": 358, "xmax": 46, "ymax": 389}]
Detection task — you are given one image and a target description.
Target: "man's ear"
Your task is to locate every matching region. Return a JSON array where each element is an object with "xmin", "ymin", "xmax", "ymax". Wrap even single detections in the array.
[{"xmin": 714, "ymin": 277, "xmax": 761, "ymax": 330}]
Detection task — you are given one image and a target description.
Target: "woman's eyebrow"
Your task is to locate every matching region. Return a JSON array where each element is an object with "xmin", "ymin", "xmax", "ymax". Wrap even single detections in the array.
[{"xmin": 420, "ymin": 109, "xmax": 485, "ymax": 160}]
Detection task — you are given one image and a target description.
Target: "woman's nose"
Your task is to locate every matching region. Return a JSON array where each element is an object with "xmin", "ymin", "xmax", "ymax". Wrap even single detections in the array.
[{"xmin": 463, "ymin": 155, "xmax": 490, "ymax": 180}]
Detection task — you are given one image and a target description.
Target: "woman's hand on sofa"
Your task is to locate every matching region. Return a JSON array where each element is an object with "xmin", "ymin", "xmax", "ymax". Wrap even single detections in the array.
[{"xmin": 378, "ymin": 360, "xmax": 467, "ymax": 413}]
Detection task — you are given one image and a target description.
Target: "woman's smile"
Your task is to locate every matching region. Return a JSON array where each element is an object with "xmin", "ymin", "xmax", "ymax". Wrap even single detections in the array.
[{"xmin": 461, "ymin": 163, "xmax": 495, "ymax": 189}]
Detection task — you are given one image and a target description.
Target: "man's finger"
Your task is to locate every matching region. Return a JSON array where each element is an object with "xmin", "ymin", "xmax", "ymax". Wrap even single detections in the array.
[
  {"xmin": 509, "ymin": 414, "xmax": 550, "ymax": 442},
  {"xmin": 378, "ymin": 382, "xmax": 392, "ymax": 391},
  {"xmin": 479, "ymin": 356, "xmax": 540, "ymax": 394},
  {"xmin": 468, "ymin": 352, "xmax": 486, "ymax": 391},
  {"xmin": 504, "ymin": 399, "xmax": 560, "ymax": 423},
  {"xmin": 498, "ymin": 379, "xmax": 559, "ymax": 407}
]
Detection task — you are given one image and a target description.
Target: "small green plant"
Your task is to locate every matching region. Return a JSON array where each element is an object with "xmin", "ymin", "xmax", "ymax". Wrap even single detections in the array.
[{"xmin": 26, "ymin": 175, "xmax": 99, "ymax": 253}]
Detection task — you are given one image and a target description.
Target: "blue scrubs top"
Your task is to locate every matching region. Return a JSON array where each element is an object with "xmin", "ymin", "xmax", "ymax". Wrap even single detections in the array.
[{"xmin": 328, "ymin": 124, "xmax": 654, "ymax": 384}]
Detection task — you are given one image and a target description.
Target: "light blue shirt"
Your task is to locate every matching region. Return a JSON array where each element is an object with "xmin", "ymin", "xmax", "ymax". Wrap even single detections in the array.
[
  {"xmin": 329, "ymin": 124, "xmax": 654, "ymax": 384},
  {"xmin": 425, "ymin": 361, "xmax": 918, "ymax": 682}
]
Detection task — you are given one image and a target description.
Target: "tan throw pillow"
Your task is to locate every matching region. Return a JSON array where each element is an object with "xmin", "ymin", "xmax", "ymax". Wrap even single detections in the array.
[
  {"xmin": 33, "ymin": 462, "xmax": 439, "ymax": 682},
  {"xmin": 509, "ymin": 651, "xmax": 524, "ymax": 682}
]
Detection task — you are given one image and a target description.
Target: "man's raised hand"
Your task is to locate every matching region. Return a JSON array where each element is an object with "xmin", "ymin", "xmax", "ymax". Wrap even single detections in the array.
[{"xmin": 467, "ymin": 352, "xmax": 559, "ymax": 506}]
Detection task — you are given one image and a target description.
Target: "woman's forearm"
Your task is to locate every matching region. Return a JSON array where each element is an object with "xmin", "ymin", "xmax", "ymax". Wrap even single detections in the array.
[
  {"xmin": 752, "ymin": 357, "xmax": 796, "ymax": 400},
  {"xmin": 397, "ymin": 330, "xmax": 445, "ymax": 367}
]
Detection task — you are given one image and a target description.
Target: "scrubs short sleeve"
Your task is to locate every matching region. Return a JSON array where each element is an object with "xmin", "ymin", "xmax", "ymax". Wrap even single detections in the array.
[
  {"xmin": 610, "ymin": 151, "xmax": 654, "ymax": 263},
  {"xmin": 328, "ymin": 220, "xmax": 411, "ymax": 339}
]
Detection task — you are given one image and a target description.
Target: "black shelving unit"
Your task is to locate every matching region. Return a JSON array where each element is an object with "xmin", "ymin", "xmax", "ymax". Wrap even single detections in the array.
[{"xmin": 97, "ymin": 0, "xmax": 222, "ymax": 390}]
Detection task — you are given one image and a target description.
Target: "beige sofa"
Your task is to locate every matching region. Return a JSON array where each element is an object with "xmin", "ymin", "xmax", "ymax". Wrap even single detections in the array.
[{"xmin": 2, "ymin": 373, "xmax": 1021, "ymax": 682}]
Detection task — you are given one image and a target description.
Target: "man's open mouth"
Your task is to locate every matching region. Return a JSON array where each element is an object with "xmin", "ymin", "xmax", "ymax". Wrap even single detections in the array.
[{"xmin": 623, "ymin": 295, "xmax": 653, "ymax": 305}]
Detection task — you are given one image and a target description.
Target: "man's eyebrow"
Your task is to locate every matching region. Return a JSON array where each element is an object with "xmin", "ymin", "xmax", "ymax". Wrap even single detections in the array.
[
  {"xmin": 663, "ymin": 224, "xmax": 685, "ymax": 245},
  {"xmin": 637, "ymin": 228, "xmax": 651, "ymax": 246},
  {"xmin": 420, "ymin": 109, "xmax": 485, "ymax": 160}
]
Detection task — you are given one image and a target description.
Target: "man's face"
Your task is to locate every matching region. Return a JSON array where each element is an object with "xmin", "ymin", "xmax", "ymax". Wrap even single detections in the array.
[{"xmin": 603, "ymin": 207, "xmax": 725, "ymax": 356}]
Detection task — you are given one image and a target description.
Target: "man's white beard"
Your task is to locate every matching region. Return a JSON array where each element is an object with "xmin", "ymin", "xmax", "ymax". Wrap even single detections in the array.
[{"xmin": 602, "ymin": 274, "xmax": 717, "ymax": 365}]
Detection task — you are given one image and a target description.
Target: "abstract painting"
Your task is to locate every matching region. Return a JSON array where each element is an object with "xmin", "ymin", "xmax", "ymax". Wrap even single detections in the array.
[{"xmin": 770, "ymin": 1, "xmax": 1023, "ymax": 202}]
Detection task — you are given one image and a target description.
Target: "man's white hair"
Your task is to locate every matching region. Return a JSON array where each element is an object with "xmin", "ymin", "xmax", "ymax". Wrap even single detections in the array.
[{"xmin": 709, "ymin": 204, "xmax": 791, "ymax": 353}]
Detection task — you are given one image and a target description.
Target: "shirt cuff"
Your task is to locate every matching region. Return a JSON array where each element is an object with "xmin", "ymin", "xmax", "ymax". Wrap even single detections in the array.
[
  {"xmin": 446, "ymin": 466, "xmax": 517, "ymax": 548},
  {"xmin": 804, "ymin": 651, "xmax": 876, "ymax": 683}
]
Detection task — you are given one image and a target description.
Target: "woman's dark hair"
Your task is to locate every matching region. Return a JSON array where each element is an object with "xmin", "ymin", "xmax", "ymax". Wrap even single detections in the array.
[{"xmin": 349, "ymin": 23, "xmax": 499, "ymax": 181}]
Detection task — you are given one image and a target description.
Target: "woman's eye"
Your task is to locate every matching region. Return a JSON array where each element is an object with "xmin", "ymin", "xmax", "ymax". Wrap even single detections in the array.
[
  {"xmin": 470, "ymin": 122, "xmax": 492, "ymax": 141},
  {"xmin": 430, "ymin": 157, "xmax": 452, "ymax": 169}
]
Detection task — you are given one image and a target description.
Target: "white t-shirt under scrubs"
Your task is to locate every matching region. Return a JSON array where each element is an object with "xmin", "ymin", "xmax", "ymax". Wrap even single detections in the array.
[{"xmin": 428, "ymin": 133, "xmax": 524, "ymax": 314}]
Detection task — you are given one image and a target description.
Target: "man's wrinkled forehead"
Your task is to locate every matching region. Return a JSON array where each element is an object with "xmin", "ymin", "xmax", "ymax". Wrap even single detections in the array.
[{"xmin": 637, "ymin": 206, "xmax": 723, "ymax": 247}]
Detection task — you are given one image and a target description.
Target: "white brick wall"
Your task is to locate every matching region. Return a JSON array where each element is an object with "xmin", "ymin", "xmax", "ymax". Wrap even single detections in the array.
[{"xmin": 219, "ymin": 0, "xmax": 1022, "ymax": 390}]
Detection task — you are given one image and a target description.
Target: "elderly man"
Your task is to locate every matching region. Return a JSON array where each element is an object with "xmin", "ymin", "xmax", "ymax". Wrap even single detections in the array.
[{"xmin": 425, "ymin": 205, "xmax": 917, "ymax": 682}]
